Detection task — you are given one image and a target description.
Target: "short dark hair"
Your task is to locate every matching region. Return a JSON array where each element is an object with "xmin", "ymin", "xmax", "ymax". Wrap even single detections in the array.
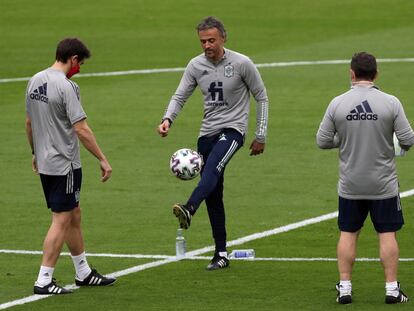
[
  {"xmin": 196, "ymin": 16, "xmax": 226, "ymax": 38},
  {"xmin": 351, "ymin": 52, "xmax": 377, "ymax": 81},
  {"xmin": 55, "ymin": 38, "xmax": 91, "ymax": 63}
]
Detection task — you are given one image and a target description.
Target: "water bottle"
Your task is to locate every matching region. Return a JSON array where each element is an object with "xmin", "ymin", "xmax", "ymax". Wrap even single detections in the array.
[
  {"xmin": 229, "ymin": 249, "xmax": 255, "ymax": 259},
  {"xmin": 175, "ymin": 228, "xmax": 186, "ymax": 259},
  {"xmin": 393, "ymin": 133, "xmax": 406, "ymax": 157}
]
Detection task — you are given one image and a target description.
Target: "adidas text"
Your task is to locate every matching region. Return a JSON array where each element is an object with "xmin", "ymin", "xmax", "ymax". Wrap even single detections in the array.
[
  {"xmin": 346, "ymin": 113, "xmax": 378, "ymax": 121},
  {"xmin": 29, "ymin": 93, "xmax": 48, "ymax": 103}
]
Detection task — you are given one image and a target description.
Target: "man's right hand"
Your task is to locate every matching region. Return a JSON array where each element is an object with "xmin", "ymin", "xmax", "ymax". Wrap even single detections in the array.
[
  {"xmin": 157, "ymin": 119, "xmax": 170, "ymax": 137},
  {"xmin": 100, "ymin": 160, "xmax": 112, "ymax": 182}
]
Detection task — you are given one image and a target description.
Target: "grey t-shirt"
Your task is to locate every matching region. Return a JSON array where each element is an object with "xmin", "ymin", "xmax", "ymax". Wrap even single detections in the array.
[
  {"xmin": 163, "ymin": 48, "xmax": 269, "ymax": 142},
  {"xmin": 317, "ymin": 84, "xmax": 414, "ymax": 199},
  {"xmin": 26, "ymin": 68, "xmax": 87, "ymax": 175}
]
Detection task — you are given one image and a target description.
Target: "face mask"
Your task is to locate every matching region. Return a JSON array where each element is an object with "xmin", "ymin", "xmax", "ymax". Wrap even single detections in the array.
[{"xmin": 66, "ymin": 64, "xmax": 80, "ymax": 79}]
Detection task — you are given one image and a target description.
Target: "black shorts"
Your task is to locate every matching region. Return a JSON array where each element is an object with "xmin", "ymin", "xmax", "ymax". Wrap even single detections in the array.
[
  {"xmin": 40, "ymin": 168, "xmax": 82, "ymax": 213},
  {"xmin": 338, "ymin": 196, "xmax": 404, "ymax": 233}
]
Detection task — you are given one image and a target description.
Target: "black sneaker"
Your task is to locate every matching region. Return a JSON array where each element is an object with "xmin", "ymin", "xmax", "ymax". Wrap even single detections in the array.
[
  {"xmin": 75, "ymin": 269, "xmax": 116, "ymax": 286},
  {"xmin": 206, "ymin": 254, "xmax": 230, "ymax": 271},
  {"xmin": 33, "ymin": 279, "xmax": 73, "ymax": 295},
  {"xmin": 336, "ymin": 282, "xmax": 352, "ymax": 304},
  {"xmin": 173, "ymin": 203, "xmax": 192, "ymax": 229},
  {"xmin": 385, "ymin": 282, "xmax": 409, "ymax": 304}
]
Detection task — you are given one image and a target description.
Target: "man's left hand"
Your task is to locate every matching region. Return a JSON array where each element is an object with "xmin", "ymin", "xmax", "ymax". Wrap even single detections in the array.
[
  {"xmin": 32, "ymin": 155, "xmax": 38, "ymax": 174},
  {"xmin": 249, "ymin": 140, "xmax": 265, "ymax": 156}
]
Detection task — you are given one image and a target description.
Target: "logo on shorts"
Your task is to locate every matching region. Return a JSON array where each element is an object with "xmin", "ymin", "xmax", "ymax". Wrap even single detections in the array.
[
  {"xmin": 224, "ymin": 65, "xmax": 234, "ymax": 78},
  {"xmin": 29, "ymin": 83, "xmax": 48, "ymax": 104},
  {"xmin": 346, "ymin": 100, "xmax": 378, "ymax": 121},
  {"xmin": 75, "ymin": 190, "xmax": 80, "ymax": 202}
]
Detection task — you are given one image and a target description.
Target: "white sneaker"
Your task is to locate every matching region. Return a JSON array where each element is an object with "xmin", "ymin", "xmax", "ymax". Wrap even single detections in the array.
[
  {"xmin": 336, "ymin": 282, "xmax": 352, "ymax": 304},
  {"xmin": 385, "ymin": 282, "xmax": 409, "ymax": 304}
]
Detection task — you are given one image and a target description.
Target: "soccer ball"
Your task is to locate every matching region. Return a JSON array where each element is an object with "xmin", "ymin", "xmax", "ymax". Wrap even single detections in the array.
[{"xmin": 170, "ymin": 148, "xmax": 203, "ymax": 180}]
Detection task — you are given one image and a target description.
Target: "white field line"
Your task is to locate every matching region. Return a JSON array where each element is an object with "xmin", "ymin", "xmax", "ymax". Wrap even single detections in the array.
[
  {"xmin": 401, "ymin": 188, "xmax": 414, "ymax": 197},
  {"xmin": 4, "ymin": 257, "xmax": 414, "ymax": 310},
  {"xmin": 3, "ymin": 250, "xmax": 414, "ymax": 263},
  {"xmin": 2, "ymin": 250, "xmax": 414, "ymax": 263},
  {"xmin": 249, "ymin": 257, "xmax": 414, "ymax": 262},
  {"xmin": 1, "ymin": 57, "xmax": 414, "ymax": 84},
  {"xmin": 185, "ymin": 256, "xmax": 414, "ymax": 262},
  {"xmin": 0, "ymin": 250, "xmax": 172, "ymax": 260},
  {"xmin": 3, "ymin": 249, "xmax": 414, "ymax": 263},
  {"xmin": 0, "ymin": 212, "xmax": 337, "ymax": 310},
  {"xmin": 1, "ymin": 189, "xmax": 413, "ymax": 310}
]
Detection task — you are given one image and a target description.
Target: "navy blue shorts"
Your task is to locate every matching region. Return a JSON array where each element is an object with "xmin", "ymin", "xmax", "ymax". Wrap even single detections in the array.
[
  {"xmin": 338, "ymin": 196, "xmax": 404, "ymax": 233},
  {"xmin": 40, "ymin": 168, "xmax": 82, "ymax": 213}
]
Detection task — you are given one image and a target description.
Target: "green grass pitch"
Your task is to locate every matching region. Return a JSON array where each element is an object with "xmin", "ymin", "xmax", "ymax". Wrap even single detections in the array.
[{"xmin": 1, "ymin": 0, "xmax": 414, "ymax": 310}]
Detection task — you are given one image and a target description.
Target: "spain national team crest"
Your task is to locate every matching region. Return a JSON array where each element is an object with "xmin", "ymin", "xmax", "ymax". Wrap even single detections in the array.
[{"xmin": 224, "ymin": 65, "xmax": 234, "ymax": 78}]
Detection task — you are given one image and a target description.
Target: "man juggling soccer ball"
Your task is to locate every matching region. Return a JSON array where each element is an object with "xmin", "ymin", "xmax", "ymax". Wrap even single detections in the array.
[{"xmin": 157, "ymin": 16, "xmax": 269, "ymax": 270}]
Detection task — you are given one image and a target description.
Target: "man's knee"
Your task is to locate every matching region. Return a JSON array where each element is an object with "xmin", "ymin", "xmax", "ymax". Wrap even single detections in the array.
[
  {"xmin": 338, "ymin": 231, "xmax": 360, "ymax": 245},
  {"xmin": 70, "ymin": 206, "xmax": 82, "ymax": 227},
  {"xmin": 378, "ymin": 232, "xmax": 398, "ymax": 245},
  {"xmin": 51, "ymin": 212, "xmax": 73, "ymax": 233}
]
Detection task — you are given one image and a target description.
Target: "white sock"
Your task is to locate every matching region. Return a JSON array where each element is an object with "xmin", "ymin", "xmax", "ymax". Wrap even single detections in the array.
[
  {"xmin": 35, "ymin": 266, "xmax": 54, "ymax": 287},
  {"xmin": 71, "ymin": 252, "xmax": 92, "ymax": 280},
  {"xmin": 339, "ymin": 280, "xmax": 352, "ymax": 294},
  {"xmin": 218, "ymin": 251, "xmax": 228, "ymax": 259},
  {"xmin": 385, "ymin": 281, "xmax": 399, "ymax": 297}
]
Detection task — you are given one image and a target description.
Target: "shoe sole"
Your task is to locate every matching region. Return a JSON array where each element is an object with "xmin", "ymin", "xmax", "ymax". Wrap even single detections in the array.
[
  {"xmin": 385, "ymin": 295, "xmax": 409, "ymax": 304},
  {"xmin": 75, "ymin": 278, "xmax": 117, "ymax": 287},
  {"xmin": 206, "ymin": 264, "xmax": 230, "ymax": 271},
  {"xmin": 173, "ymin": 204, "xmax": 190, "ymax": 229},
  {"xmin": 34, "ymin": 291, "xmax": 73, "ymax": 295},
  {"xmin": 34, "ymin": 287, "xmax": 73, "ymax": 295},
  {"xmin": 337, "ymin": 295, "xmax": 352, "ymax": 304}
]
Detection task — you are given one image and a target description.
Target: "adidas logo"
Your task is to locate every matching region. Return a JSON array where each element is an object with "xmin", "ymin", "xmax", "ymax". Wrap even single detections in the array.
[
  {"xmin": 202, "ymin": 70, "xmax": 209, "ymax": 76},
  {"xmin": 219, "ymin": 134, "xmax": 227, "ymax": 141},
  {"xmin": 346, "ymin": 100, "xmax": 378, "ymax": 121},
  {"xmin": 29, "ymin": 83, "xmax": 48, "ymax": 104}
]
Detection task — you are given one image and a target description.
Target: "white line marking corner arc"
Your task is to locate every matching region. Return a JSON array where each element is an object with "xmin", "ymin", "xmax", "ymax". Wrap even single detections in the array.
[{"xmin": 2, "ymin": 57, "xmax": 414, "ymax": 84}]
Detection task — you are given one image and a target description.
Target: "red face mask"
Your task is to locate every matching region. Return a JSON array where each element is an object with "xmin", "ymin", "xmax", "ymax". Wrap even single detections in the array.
[{"xmin": 66, "ymin": 64, "xmax": 80, "ymax": 79}]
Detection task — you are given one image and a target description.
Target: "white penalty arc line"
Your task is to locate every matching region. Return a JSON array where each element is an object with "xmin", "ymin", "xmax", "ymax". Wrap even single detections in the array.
[
  {"xmin": 1, "ymin": 188, "xmax": 413, "ymax": 310},
  {"xmin": 1, "ymin": 58, "xmax": 414, "ymax": 84}
]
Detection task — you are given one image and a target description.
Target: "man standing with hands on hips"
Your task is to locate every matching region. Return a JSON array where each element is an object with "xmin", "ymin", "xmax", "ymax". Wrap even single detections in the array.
[
  {"xmin": 26, "ymin": 38, "xmax": 116, "ymax": 294},
  {"xmin": 158, "ymin": 17, "xmax": 269, "ymax": 270},
  {"xmin": 317, "ymin": 52, "xmax": 414, "ymax": 304}
]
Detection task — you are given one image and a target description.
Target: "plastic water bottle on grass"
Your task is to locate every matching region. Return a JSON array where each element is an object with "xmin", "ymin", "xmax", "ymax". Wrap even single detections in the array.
[
  {"xmin": 176, "ymin": 228, "xmax": 186, "ymax": 259},
  {"xmin": 229, "ymin": 249, "xmax": 255, "ymax": 259}
]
